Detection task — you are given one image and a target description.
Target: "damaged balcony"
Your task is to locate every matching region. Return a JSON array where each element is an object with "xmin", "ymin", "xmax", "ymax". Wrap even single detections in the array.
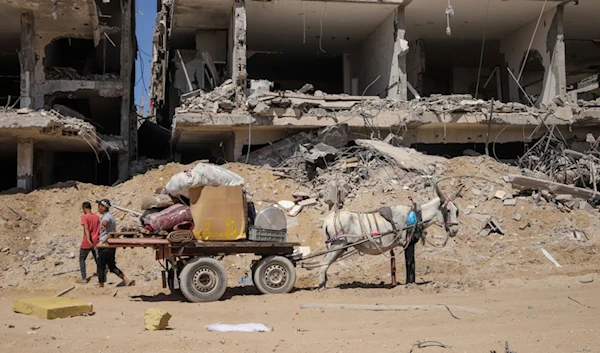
[
  {"xmin": 0, "ymin": 108, "xmax": 123, "ymax": 191},
  {"xmin": 161, "ymin": 0, "xmax": 600, "ymax": 163}
]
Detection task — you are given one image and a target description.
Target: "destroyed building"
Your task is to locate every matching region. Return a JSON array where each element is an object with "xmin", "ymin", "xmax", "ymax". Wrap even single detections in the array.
[
  {"xmin": 0, "ymin": 0, "xmax": 136, "ymax": 191},
  {"xmin": 149, "ymin": 0, "xmax": 600, "ymax": 164}
]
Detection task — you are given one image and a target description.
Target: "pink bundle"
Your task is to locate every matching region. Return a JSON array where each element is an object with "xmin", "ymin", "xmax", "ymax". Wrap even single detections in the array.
[{"xmin": 143, "ymin": 204, "xmax": 193, "ymax": 232}]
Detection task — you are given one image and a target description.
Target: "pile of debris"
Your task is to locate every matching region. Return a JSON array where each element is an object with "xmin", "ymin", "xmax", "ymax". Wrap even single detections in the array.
[
  {"xmin": 177, "ymin": 79, "xmax": 237, "ymax": 114},
  {"xmin": 409, "ymin": 94, "xmax": 533, "ymax": 115},
  {"xmin": 176, "ymin": 78, "xmax": 548, "ymax": 119},
  {"xmin": 45, "ymin": 67, "xmax": 119, "ymax": 81},
  {"xmin": 517, "ymin": 126, "xmax": 600, "ymax": 202},
  {"xmin": 243, "ymin": 123, "xmax": 445, "ymax": 215}
]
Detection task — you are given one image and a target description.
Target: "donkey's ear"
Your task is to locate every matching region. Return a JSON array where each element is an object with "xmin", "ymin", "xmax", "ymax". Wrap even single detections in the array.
[
  {"xmin": 435, "ymin": 184, "xmax": 445, "ymax": 200},
  {"xmin": 450, "ymin": 184, "xmax": 465, "ymax": 200}
]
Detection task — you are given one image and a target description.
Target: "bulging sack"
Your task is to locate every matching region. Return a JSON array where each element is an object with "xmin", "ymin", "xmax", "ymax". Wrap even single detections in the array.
[
  {"xmin": 143, "ymin": 204, "xmax": 193, "ymax": 232},
  {"xmin": 166, "ymin": 162, "xmax": 245, "ymax": 198},
  {"xmin": 141, "ymin": 194, "xmax": 174, "ymax": 210}
]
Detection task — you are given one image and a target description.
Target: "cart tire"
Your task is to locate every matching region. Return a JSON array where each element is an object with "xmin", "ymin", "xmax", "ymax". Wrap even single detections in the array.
[
  {"xmin": 179, "ymin": 257, "xmax": 227, "ymax": 303},
  {"xmin": 253, "ymin": 256, "xmax": 296, "ymax": 295}
]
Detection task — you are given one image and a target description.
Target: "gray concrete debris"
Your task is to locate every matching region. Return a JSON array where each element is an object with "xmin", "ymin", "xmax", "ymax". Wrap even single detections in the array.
[
  {"xmin": 354, "ymin": 139, "xmax": 446, "ymax": 175},
  {"xmin": 177, "ymin": 79, "xmax": 236, "ymax": 113}
]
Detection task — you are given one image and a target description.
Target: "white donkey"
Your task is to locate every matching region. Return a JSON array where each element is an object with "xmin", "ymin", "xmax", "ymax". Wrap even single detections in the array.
[{"xmin": 318, "ymin": 184, "xmax": 462, "ymax": 290}]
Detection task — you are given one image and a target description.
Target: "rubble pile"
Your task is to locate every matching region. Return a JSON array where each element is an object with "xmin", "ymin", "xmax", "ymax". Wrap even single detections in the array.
[
  {"xmin": 173, "ymin": 78, "xmax": 595, "ymax": 123},
  {"xmin": 516, "ymin": 127, "xmax": 600, "ymax": 203},
  {"xmin": 177, "ymin": 79, "xmax": 238, "ymax": 114},
  {"xmin": 242, "ymin": 124, "xmax": 446, "ymax": 216},
  {"xmin": 409, "ymin": 94, "xmax": 532, "ymax": 114},
  {"xmin": 578, "ymin": 98, "xmax": 600, "ymax": 108},
  {"xmin": 45, "ymin": 67, "xmax": 119, "ymax": 81}
]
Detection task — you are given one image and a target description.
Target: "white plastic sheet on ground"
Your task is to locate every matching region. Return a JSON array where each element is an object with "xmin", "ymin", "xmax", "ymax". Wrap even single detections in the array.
[
  {"xmin": 166, "ymin": 162, "xmax": 245, "ymax": 198},
  {"xmin": 205, "ymin": 323, "xmax": 271, "ymax": 333}
]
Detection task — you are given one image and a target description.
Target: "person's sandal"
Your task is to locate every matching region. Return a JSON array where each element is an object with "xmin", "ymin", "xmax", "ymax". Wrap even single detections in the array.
[{"xmin": 75, "ymin": 278, "xmax": 88, "ymax": 284}]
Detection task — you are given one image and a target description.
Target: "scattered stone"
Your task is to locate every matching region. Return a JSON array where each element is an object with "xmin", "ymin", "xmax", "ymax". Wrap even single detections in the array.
[
  {"xmin": 297, "ymin": 198, "xmax": 318, "ymax": 207},
  {"xmin": 289, "ymin": 205, "xmax": 303, "ymax": 217},
  {"xmin": 144, "ymin": 308, "xmax": 172, "ymax": 331},
  {"xmin": 503, "ymin": 199, "xmax": 517, "ymax": 206},
  {"xmin": 253, "ymin": 102, "xmax": 270, "ymax": 115},
  {"xmin": 519, "ymin": 221, "xmax": 531, "ymax": 230},
  {"xmin": 513, "ymin": 213, "xmax": 522, "ymax": 221},
  {"xmin": 277, "ymin": 200, "xmax": 295, "ymax": 211},
  {"xmin": 17, "ymin": 251, "xmax": 24, "ymax": 256},
  {"xmin": 297, "ymin": 83, "xmax": 314, "ymax": 94},
  {"xmin": 471, "ymin": 188, "xmax": 482, "ymax": 196},
  {"xmin": 480, "ymin": 217, "xmax": 505, "ymax": 235},
  {"xmin": 67, "ymin": 252, "xmax": 75, "ymax": 259},
  {"xmin": 555, "ymin": 194, "xmax": 573, "ymax": 203},
  {"xmin": 9, "ymin": 281, "xmax": 19, "ymax": 287},
  {"xmin": 1, "ymin": 247, "xmax": 9, "ymax": 253},
  {"xmin": 494, "ymin": 190, "xmax": 507, "ymax": 199}
]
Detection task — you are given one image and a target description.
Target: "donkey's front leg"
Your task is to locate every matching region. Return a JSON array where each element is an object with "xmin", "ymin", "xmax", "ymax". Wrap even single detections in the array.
[
  {"xmin": 318, "ymin": 242, "xmax": 346, "ymax": 291},
  {"xmin": 404, "ymin": 239, "xmax": 416, "ymax": 284}
]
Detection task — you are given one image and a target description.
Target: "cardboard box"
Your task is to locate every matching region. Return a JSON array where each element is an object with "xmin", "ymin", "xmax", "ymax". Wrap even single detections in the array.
[{"xmin": 189, "ymin": 186, "xmax": 247, "ymax": 241}]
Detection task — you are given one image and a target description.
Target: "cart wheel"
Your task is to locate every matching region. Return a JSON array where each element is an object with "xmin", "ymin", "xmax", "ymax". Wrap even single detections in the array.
[
  {"xmin": 253, "ymin": 256, "xmax": 296, "ymax": 295},
  {"xmin": 179, "ymin": 257, "xmax": 228, "ymax": 303}
]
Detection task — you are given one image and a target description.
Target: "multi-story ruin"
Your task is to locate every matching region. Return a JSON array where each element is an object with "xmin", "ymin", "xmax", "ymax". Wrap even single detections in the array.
[
  {"xmin": 0, "ymin": 0, "xmax": 136, "ymax": 191},
  {"xmin": 150, "ymin": 0, "xmax": 600, "ymax": 164}
]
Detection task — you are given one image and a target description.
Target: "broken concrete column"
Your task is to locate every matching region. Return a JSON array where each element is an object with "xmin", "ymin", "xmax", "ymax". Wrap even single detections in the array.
[
  {"xmin": 354, "ymin": 6, "xmax": 408, "ymax": 99},
  {"xmin": 233, "ymin": 131, "xmax": 246, "ymax": 161},
  {"xmin": 17, "ymin": 139, "xmax": 34, "ymax": 190},
  {"xmin": 20, "ymin": 11, "xmax": 35, "ymax": 109},
  {"xmin": 118, "ymin": 153, "xmax": 129, "ymax": 183},
  {"xmin": 387, "ymin": 6, "xmax": 408, "ymax": 101},
  {"xmin": 231, "ymin": 0, "xmax": 247, "ymax": 105},
  {"xmin": 499, "ymin": 5, "xmax": 567, "ymax": 105},
  {"xmin": 120, "ymin": 0, "xmax": 135, "ymax": 181}
]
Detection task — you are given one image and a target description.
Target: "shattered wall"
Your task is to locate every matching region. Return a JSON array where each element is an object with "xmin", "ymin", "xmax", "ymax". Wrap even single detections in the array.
[
  {"xmin": 352, "ymin": 9, "xmax": 396, "ymax": 98},
  {"xmin": 500, "ymin": 6, "xmax": 566, "ymax": 106}
]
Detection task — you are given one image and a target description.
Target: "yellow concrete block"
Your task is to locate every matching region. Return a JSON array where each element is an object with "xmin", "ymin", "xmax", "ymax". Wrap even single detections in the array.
[
  {"xmin": 13, "ymin": 297, "xmax": 93, "ymax": 320},
  {"xmin": 144, "ymin": 308, "xmax": 171, "ymax": 331}
]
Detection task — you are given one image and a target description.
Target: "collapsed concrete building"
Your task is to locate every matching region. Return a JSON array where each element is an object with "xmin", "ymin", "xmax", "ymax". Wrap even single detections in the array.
[
  {"xmin": 149, "ymin": 0, "xmax": 600, "ymax": 164},
  {"xmin": 0, "ymin": 0, "xmax": 136, "ymax": 191}
]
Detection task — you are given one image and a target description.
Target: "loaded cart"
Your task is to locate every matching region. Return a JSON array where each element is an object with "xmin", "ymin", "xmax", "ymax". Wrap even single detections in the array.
[
  {"xmin": 101, "ymin": 185, "xmax": 303, "ymax": 303},
  {"xmin": 103, "ymin": 234, "xmax": 301, "ymax": 303}
]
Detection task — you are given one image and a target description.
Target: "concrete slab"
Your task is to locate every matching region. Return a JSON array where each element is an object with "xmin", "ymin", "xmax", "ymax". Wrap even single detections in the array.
[{"xmin": 13, "ymin": 297, "xmax": 93, "ymax": 320}]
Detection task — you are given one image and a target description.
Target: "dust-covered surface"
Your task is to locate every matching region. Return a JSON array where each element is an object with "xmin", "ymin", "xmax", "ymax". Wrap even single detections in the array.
[{"xmin": 0, "ymin": 156, "xmax": 599, "ymax": 352}]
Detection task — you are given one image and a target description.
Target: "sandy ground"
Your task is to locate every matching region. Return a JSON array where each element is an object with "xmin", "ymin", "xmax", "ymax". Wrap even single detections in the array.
[{"xmin": 1, "ymin": 275, "xmax": 598, "ymax": 353}]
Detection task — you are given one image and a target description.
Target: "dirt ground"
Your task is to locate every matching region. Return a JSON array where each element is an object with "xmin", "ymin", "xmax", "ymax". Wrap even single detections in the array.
[
  {"xmin": 0, "ymin": 156, "xmax": 599, "ymax": 352},
  {"xmin": 1, "ymin": 275, "xmax": 599, "ymax": 353}
]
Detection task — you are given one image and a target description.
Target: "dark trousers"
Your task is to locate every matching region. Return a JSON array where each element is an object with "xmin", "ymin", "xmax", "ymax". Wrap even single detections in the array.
[
  {"xmin": 97, "ymin": 248, "xmax": 123, "ymax": 283},
  {"xmin": 79, "ymin": 248, "xmax": 98, "ymax": 280}
]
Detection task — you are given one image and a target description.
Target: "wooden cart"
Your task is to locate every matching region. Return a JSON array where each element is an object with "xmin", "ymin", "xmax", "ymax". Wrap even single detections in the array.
[{"xmin": 101, "ymin": 232, "xmax": 301, "ymax": 303}]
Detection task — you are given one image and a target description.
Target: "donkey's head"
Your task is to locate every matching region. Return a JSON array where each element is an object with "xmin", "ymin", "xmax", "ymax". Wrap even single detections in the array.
[{"xmin": 434, "ymin": 183, "xmax": 463, "ymax": 237}]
